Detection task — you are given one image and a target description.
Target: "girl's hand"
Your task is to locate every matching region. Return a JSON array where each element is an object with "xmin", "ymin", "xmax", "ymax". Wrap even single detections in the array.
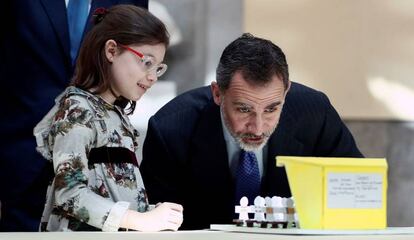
[{"xmin": 121, "ymin": 202, "xmax": 183, "ymax": 231}]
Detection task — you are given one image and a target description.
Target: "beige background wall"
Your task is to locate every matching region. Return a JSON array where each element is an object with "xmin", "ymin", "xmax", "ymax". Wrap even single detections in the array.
[{"xmin": 244, "ymin": 0, "xmax": 414, "ymax": 120}]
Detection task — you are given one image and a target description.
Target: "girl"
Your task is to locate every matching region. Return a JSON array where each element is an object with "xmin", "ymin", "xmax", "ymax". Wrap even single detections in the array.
[{"xmin": 34, "ymin": 5, "xmax": 183, "ymax": 232}]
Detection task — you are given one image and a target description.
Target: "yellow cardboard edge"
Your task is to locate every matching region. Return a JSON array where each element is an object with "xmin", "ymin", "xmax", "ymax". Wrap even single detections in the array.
[{"xmin": 277, "ymin": 156, "xmax": 388, "ymax": 168}]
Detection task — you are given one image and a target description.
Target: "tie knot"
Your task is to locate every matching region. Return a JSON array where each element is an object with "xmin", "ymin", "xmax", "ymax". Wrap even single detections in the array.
[
  {"xmin": 242, "ymin": 150, "xmax": 255, "ymax": 157},
  {"xmin": 240, "ymin": 150, "xmax": 257, "ymax": 171}
]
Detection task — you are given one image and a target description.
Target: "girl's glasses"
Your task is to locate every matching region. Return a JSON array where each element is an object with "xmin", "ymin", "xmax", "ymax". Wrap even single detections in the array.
[{"xmin": 119, "ymin": 44, "xmax": 168, "ymax": 77}]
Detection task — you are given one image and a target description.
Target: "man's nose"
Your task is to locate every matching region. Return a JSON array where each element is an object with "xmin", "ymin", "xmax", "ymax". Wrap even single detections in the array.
[{"xmin": 247, "ymin": 114, "xmax": 264, "ymax": 135}]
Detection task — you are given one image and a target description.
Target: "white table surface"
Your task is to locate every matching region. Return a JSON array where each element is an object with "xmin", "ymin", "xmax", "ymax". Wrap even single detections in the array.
[{"xmin": 1, "ymin": 230, "xmax": 414, "ymax": 240}]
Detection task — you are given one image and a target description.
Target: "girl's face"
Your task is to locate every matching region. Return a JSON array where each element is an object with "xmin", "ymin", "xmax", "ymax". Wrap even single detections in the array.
[{"xmin": 102, "ymin": 40, "xmax": 166, "ymax": 103}]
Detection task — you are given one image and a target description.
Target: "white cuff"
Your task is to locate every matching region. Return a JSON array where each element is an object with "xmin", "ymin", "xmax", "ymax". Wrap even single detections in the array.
[{"xmin": 102, "ymin": 201, "xmax": 130, "ymax": 232}]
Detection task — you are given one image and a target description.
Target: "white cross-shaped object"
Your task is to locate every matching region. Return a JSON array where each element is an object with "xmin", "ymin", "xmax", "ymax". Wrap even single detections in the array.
[
  {"xmin": 265, "ymin": 197, "xmax": 274, "ymax": 221},
  {"xmin": 273, "ymin": 196, "xmax": 286, "ymax": 222},
  {"xmin": 253, "ymin": 196, "xmax": 266, "ymax": 221},
  {"xmin": 285, "ymin": 197, "xmax": 295, "ymax": 222},
  {"xmin": 235, "ymin": 196, "xmax": 253, "ymax": 221}
]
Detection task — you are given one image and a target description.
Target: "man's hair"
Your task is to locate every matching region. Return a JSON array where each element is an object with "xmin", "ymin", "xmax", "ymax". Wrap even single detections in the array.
[
  {"xmin": 216, "ymin": 33, "xmax": 289, "ymax": 91},
  {"xmin": 71, "ymin": 5, "xmax": 169, "ymax": 114}
]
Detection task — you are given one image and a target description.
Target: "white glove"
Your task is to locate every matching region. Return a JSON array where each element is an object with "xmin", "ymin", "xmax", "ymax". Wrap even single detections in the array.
[{"xmin": 120, "ymin": 202, "xmax": 183, "ymax": 232}]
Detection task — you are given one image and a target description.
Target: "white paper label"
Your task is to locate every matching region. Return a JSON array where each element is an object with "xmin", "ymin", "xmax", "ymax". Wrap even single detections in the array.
[{"xmin": 327, "ymin": 173, "xmax": 383, "ymax": 208}]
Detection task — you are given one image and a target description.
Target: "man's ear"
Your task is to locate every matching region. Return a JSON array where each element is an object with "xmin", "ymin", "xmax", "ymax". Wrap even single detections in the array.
[
  {"xmin": 104, "ymin": 39, "xmax": 117, "ymax": 63},
  {"xmin": 211, "ymin": 81, "xmax": 222, "ymax": 106},
  {"xmin": 284, "ymin": 81, "xmax": 291, "ymax": 97}
]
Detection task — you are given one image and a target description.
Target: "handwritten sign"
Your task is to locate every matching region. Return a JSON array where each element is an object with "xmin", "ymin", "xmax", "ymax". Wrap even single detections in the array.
[{"xmin": 327, "ymin": 173, "xmax": 382, "ymax": 208}]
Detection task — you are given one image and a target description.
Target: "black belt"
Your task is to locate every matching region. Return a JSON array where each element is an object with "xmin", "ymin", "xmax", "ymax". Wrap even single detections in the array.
[{"xmin": 88, "ymin": 147, "xmax": 138, "ymax": 167}]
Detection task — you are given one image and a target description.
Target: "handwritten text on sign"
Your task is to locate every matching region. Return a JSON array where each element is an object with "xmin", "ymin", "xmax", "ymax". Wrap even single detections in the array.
[{"xmin": 327, "ymin": 173, "xmax": 382, "ymax": 208}]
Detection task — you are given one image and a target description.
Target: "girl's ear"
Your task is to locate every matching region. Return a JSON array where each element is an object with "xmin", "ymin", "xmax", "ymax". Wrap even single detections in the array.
[{"xmin": 104, "ymin": 39, "xmax": 117, "ymax": 63}]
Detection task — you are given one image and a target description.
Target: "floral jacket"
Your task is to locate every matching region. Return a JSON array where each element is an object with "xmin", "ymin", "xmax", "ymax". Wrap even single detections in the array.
[{"xmin": 34, "ymin": 87, "xmax": 148, "ymax": 231}]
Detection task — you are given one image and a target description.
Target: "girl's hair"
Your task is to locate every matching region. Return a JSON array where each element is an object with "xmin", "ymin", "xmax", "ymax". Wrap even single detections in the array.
[{"xmin": 71, "ymin": 5, "xmax": 169, "ymax": 114}]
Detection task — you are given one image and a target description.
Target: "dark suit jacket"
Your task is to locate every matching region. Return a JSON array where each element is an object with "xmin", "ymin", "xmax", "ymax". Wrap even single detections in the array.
[
  {"xmin": 0, "ymin": 0, "xmax": 148, "ymax": 231},
  {"xmin": 141, "ymin": 82, "xmax": 363, "ymax": 230}
]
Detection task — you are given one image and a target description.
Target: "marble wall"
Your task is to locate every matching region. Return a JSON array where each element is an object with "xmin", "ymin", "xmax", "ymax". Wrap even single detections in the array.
[{"xmin": 346, "ymin": 121, "xmax": 414, "ymax": 227}]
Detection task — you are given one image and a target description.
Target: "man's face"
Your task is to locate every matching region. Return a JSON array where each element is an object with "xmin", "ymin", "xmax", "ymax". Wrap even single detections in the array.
[{"xmin": 212, "ymin": 72, "xmax": 290, "ymax": 151}]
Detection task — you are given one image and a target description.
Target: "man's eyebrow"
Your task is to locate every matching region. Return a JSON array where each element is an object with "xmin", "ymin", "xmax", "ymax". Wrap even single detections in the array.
[
  {"xmin": 265, "ymin": 101, "xmax": 282, "ymax": 108},
  {"xmin": 233, "ymin": 102, "xmax": 252, "ymax": 108}
]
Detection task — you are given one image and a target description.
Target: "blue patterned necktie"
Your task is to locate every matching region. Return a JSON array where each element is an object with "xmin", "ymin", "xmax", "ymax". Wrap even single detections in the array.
[
  {"xmin": 67, "ymin": 0, "xmax": 89, "ymax": 65},
  {"xmin": 234, "ymin": 150, "xmax": 261, "ymax": 205}
]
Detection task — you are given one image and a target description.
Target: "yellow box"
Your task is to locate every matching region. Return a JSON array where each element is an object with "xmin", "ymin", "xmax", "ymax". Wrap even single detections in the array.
[{"xmin": 276, "ymin": 156, "xmax": 387, "ymax": 229}]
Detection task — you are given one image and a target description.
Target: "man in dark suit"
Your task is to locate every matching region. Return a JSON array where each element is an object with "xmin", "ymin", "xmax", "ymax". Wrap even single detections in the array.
[
  {"xmin": 140, "ymin": 33, "xmax": 363, "ymax": 230},
  {"xmin": 0, "ymin": 0, "xmax": 148, "ymax": 231}
]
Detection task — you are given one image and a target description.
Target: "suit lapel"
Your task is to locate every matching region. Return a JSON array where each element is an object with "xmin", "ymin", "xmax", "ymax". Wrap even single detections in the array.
[
  {"xmin": 40, "ymin": 0, "xmax": 71, "ymax": 61},
  {"xmin": 263, "ymin": 107, "xmax": 303, "ymax": 197},
  {"xmin": 190, "ymin": 102, "xmax": 234, "ymax": 212}
]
